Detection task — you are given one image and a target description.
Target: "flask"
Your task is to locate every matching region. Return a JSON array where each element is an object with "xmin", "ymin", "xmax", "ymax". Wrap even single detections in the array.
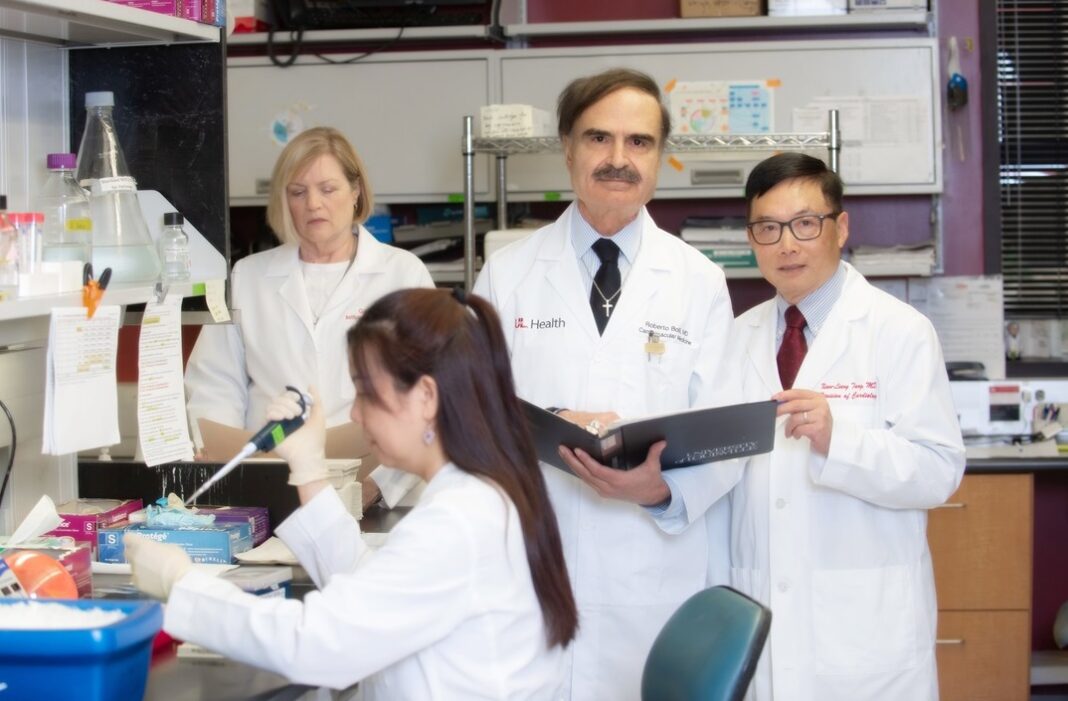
[
  {"xmin": 38, "ymin": 153, "xmax": 92, "ymax": 264},
  {"xmin": 0, "ymin": 196, "xmax": 16, "ymax": 297},
  {"xmin": 158, "ymin": 212, "xmax": 191, "ymax": 282},
  {"xmin": 75, "ymin": 91, "xmax": 160, "ymax": 283}
]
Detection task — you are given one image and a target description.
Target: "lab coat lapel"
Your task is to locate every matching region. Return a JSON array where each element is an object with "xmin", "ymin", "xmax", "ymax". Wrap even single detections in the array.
[
  {"xmin": 271, "ymin": 245, "xmax": 316, "ymax": 338},
  {"xmin": 543, "ymin": 212, "xmax": 599, "ymax": 343},
  {"xmin": 745, "ymin": 303, "xmax": 782, "ymax": 395}
]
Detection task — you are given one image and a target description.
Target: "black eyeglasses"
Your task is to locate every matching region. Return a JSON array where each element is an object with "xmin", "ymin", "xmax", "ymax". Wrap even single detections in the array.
[{"xmin": 746, "ymin": 212, "xmax": 841, "ymax": 246}]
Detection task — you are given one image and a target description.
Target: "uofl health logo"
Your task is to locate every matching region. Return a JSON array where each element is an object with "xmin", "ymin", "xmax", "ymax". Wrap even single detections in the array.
[{"xmin": 514, "ymin": 317, "xmax": 566, "ymax": 330}]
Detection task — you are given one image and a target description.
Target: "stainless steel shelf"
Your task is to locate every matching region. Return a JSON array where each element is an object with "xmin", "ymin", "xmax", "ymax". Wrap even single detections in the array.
[
  {"xmin": 226, "ymin": 24, "xmax": 487, "ymax": 46},
  {"xmin": 472, "ymin": 132, "xmax": 832, "ymax": 156}
]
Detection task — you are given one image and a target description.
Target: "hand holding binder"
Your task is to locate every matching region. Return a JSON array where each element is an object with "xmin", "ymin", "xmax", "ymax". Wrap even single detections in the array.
[{"xmin": 522, "ymin": 399, "xmax": 777, "ymax": 474}]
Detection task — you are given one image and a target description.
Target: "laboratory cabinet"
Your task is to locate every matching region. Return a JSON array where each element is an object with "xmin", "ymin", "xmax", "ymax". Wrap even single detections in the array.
[
  {"xmin": 927, "ymin": 472, "xmax": 1034, "ymax": 701},
  {"xmin": 0, "ymin": 0, "xmax": 226, "ymax": 532}
]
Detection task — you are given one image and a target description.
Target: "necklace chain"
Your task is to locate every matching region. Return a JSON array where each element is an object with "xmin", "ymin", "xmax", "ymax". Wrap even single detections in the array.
[{"xmin": 591, "ymin": 278, "xmax": 621, "ymax": 305}]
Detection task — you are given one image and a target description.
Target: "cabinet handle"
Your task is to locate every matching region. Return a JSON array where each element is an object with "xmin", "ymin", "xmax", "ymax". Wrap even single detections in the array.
[
  {"xmin": 933, "ymin": 502, "xmax": 966, "ymax": 509},
  {"xmin": 936, "ymin": 638, "xmax": 965, "ymax": 645}
]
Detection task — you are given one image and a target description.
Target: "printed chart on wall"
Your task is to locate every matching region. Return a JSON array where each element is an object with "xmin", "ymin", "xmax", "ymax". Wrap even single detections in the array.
[
  {"xmin": 793, "ymin": 95, "xmax": 933, "ymax": 186},
  {"xmin": 669, "ymin": 80, "xmax": 775, "ymax": 136},
  {"xmin": 908, "ymin": 276, "xmax": 1005, "ymax": 380}
]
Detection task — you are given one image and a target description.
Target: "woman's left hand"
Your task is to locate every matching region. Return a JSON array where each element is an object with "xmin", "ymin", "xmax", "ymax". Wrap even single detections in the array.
[
  {"xmin": 267, "ymin": 387, "xmax": 330, "ymax": 486},
  {"xmin": 773, "ymin": 388, "xmax": 833, "ymax": 455}
]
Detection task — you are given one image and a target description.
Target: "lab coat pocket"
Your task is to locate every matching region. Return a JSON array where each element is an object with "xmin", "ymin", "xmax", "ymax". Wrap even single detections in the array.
[
  {"xmin": 631, "ymin": 343, "xmax": 696, "ymax": 415},
  {"xmin": 811, "ymin": 565, "xmax": 917, "ymax": 675}
]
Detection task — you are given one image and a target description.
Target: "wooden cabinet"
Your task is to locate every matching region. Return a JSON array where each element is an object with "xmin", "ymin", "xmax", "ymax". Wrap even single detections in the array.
[{"xmin": 927, "ymin": 473, "xmax": 1034, "ymax": 701}]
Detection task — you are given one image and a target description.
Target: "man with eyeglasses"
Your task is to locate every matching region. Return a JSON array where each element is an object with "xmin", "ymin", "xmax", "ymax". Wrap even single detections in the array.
[{"xmin": 722, "ymin": 152, "xmax": 965, "ymax": 700}]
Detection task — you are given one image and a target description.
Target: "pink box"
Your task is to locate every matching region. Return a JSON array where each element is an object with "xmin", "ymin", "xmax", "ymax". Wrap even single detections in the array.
[
  {"xmin": 1, "ymin": 541, "xmax": 94, "ymax": 598},
  {"xmin": 48, "ymin": 499, "xmax": 143, "ymax": 556},
  {"xmin": 105, "ymin": 0, "xmax": 179, "ymax": 16}
]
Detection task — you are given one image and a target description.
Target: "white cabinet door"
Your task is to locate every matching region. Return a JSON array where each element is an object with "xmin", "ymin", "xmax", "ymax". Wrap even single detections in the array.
[{"xmin": 228, "ymin": 51, "xmax": 493, "ymax": 204}]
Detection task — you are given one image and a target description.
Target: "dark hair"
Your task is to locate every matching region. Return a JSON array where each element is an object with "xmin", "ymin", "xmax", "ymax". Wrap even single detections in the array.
[
  {"xmin": 347, "ymin": 288, "xmax": 578, "ymax": 649},
  {"xmin": 744, "ymin": 152, "xmax": 843, "ymax": 216},
  {"xmin": 557, "ymin": 67, "xmax": 671, "ymax": 145}
]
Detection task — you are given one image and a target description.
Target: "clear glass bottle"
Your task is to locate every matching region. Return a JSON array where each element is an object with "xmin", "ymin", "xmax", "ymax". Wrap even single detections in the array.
[
  {"xmin": 38, "ymin": 153, "xmax": 92, "ymax": 264},
  {"xmin": 75, "ymin": 91, "xmax": 160, "ymax": 283},
  {"xmin": 0, "ymin": 196, "xmax": 17, "ymax": 298},
  {"xmin": 158, "ymin": 212, "xmax": 191, "ymax": 283}
]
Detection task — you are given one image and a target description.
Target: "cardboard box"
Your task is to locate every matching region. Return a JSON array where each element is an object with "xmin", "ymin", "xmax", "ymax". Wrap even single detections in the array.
[
  {"xmin": 681, "ymin": 0, "xmax": 762, "ymax": 18},
  {"xmin": 220, "ymin": 566, "xmax": 293, "ymax": 599},
  {"xmin": 480, "ymin": 105, "xmax": 555, "ymax": 138},
  {"xmin": 105, "ymin": 0, "xmax": 178, "ymax": 15},
  {"xmin": 194, "ymin": 505, "xmax": 271, "ymax": 546},
  {"xmin": 0, "ymin": 539, "xmax": 94, "ymax": 598},
  {"xmin": 48, "ymin": 499, "xmax": 143, "ymax": 556},
  {"xmin": 98, "ymin": 521, "xmax": 252, "ymax": 565}
]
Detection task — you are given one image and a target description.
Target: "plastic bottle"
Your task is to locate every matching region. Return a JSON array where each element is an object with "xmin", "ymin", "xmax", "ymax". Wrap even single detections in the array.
[
  {"xmin": 158, "ymin": 212, "xmax": 191, "ymax": 283},
  {"xmin": 38, "ymin": 153, "xmax": 92, "ymax": 264},
  {"xmin": 75, "ymin": 91, "xmax": 160, "ymax": 283},
  {"xmin": 11, "ymin": 213, "xmax": 44, "ymax": 275},
  {"xmin": 0, "ymin": 196, "xmax": 17, "ymax": 298}
]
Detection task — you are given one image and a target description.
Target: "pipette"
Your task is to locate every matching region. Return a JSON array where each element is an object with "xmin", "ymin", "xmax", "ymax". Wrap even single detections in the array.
[{"xmin": 184, "ymin": 386, "xmax": 311, "ymax": 506}]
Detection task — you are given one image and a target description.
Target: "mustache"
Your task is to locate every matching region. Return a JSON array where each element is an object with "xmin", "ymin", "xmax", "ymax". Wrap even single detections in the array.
[{"xmin": 593, "ymin": 165, "xmax": 641, "ymax": 183}]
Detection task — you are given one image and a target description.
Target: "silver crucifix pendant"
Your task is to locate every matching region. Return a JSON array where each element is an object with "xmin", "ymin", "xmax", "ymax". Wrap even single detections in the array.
[{"xmin": 602, "ymin": 299, "xmax": 613, "ymax": 317}]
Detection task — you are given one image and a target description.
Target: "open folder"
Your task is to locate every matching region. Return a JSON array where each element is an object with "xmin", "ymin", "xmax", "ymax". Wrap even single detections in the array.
[
  {"xmin": 522, "ymin": 399, "xmax": 777, "ymax": 473},
  {"xmin": 197, "ymin": 419, "xmax": 372, "ymax": 462}
]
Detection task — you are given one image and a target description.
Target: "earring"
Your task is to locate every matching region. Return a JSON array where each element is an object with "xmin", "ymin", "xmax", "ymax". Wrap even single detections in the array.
[{"xmin": 422, "ymin": 424, "xmax": 435, "ymax": 446}]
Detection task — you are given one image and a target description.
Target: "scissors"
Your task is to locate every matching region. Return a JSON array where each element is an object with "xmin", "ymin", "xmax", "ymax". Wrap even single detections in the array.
[{"xmin": 82, "ymin": 262, "xmax": 112, "ymax": 319}]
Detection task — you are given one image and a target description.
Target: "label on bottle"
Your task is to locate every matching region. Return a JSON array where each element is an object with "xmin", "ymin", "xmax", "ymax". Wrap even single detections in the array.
[
  {"xmin": 92, "ymin": 176, "xmax": 137, "ymax": 194},
  {"xmin": 65, "ymin": 218, "xmax": 93, "ymax": 232}
]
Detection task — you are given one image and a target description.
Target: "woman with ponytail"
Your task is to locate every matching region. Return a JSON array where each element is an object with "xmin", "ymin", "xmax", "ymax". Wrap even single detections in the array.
[{"xmin": 125, "ymin": 288, "xmax": 578, "ymax": 700}]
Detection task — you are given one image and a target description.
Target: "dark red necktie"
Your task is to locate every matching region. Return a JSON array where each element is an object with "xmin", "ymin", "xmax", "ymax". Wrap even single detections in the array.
[{"xmin": 777, "ymin": 305, "xmax": 807, "ymax": 390}]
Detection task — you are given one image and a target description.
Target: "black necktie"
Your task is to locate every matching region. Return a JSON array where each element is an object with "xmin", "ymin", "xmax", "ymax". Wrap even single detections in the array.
[
  {"xmin": 590, "ymin": 238, "xmax": 621, "ymax": 335},
  {"xmin": 777, "ymin": 305, "xmax": 808, "ymax": 390}
]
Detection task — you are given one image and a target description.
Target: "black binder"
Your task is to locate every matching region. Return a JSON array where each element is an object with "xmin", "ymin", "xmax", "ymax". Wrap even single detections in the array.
[{"xmin": 522, "ymin": 399, "xmax": 777, "ymax": 474}]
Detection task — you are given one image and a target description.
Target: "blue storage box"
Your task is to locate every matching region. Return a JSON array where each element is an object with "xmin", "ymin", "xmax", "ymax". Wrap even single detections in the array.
[{"xmin": 0, "ymin": 598, "xmax": 162, "ymax": 701}]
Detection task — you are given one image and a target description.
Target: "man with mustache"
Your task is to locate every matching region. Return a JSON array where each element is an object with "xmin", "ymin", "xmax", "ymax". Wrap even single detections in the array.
[{"xmin": 475, "ymin": 68, "xmax": 738, "ymax": 700}]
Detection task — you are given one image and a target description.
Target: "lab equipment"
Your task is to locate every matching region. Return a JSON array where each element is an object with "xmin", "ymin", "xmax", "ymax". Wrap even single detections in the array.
[
  {"xmin": 0, "ymin": 550, "xmax": 78, "ymax": 599},
  {"xmin": 0, "ymin": 196, "xmax": 17, "ymax": 297},
  {"xmin": 12, "ymin": 212, "xmax": 44, "ymax": 276},
  {"xmin": 158, "ymin": 211, "xmax": 191, "ymax": 282},
  {"xmin": 75, "ymin": 91, "xmax": 160, "ymax": 283},
  {"xmin": 184, "ymin": 386, "xmax": 311, "ymax": 506},
  {"xmin": 949, "ymin": 379, "xmax": 1068, "ymax": 457},
  {"xmin": 0, "ymin": 598, "xmax": 162, "ymax": 701},
  {"xmin": 38, "ymin": 153, "xmax": 92, "ymax": 265},
  {"xmin": 82, "ymin": 262, "xmax": 112, "ymax": 319}
]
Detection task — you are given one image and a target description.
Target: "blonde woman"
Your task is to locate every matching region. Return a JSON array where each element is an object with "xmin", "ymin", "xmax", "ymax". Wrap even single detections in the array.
[{"xmin": 185, "ymin": 127, "xmax": 431, "ymax": 507}]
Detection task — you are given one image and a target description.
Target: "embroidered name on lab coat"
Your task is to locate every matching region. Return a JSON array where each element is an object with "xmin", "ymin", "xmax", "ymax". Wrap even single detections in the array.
[
  {"xmin": 514, "ymin": 317, "xmax": 566, "ymax": 330},
  {"xmin": 638, "ymin": 321, "xmax": 693, "ymax": 346},
  {"xmin": 821, "ymin": 380, "xmax": 878, "ymax": 400}
]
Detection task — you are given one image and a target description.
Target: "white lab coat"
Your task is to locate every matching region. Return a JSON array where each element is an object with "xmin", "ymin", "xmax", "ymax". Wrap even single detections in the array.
[
  {"xmin": 164, "ymin": 464, "xmax": 566, "ymax": 699},
  {"xmin": 185, "ymin": 229, "xmax": 433, "ymax": 504},
  {"xmin": 474, "ymin": 203, "xmax": 740, "ymax": 701},
  {"xmin": 727, "ymin": 264, "xmax": 965, "ymax": 701}
]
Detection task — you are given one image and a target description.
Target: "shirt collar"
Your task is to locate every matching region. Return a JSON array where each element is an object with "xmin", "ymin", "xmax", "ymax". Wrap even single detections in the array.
[
  {"xmin": 571, "ymin": 205, "xmax": 642, "ymax": 266},
  {"xmin": 776, "ymin": 261, "xmax": 847, "ymax": 335}
]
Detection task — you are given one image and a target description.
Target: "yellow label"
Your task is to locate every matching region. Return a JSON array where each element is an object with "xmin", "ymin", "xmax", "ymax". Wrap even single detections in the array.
[{"xmin": 65, "ymin": 218, "xmax": 93, "ymax": 232}]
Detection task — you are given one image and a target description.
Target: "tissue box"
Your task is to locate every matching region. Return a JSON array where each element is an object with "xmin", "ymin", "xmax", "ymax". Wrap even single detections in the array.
[
  {"xmin": 480, "ymin": 105, "xmax": 555, "ymax": 138},
  {"xmin": 0, "ymin": 599, "xmax": 161, "ymax": 701},
  {"xmin": 105, "ymin": 0, "xmax": 178, "ymax": 15},
  {"xmin": 49, "ymin": 499, "xmax": 143, "ymax": 555},
  {"xmin": 220, "ymin": 566, "xmax": 293, "ymax": 599},
  {"xmin": 848, "ymin": 0, "xmax": 925, "ymax": 9},
  {"xmin": 193, "ymin": 505, "xmax": 271, "ymax": 546},
  {"xmin": 681, "ymin": 0, "xmax": 762, "ymax": 17},
  {"xmin": 768, "ymin": 0, "xmax": 845, "ymax": 14},
  {"xmin": 98, "ymin": 521, "xmax": 252, "ymax": 565}
]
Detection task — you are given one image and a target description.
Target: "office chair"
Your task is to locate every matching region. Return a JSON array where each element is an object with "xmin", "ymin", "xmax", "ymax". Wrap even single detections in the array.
[{"xmin": 641, "ymin": 585, "xmax": 771, "ymax": 701}]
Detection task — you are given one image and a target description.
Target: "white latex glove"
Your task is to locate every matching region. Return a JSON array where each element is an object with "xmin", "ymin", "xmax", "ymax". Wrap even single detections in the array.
[
  {"xmin": 266, "ymin": 387, "xmax": 330, "ymax": 486},
  {"xmin": 124, "ymin": 533, "xmax": 192, "ymax": 600}
]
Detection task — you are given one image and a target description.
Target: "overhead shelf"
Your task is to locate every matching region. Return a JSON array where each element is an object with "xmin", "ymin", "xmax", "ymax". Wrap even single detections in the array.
[
  {"xmin": 0, "ymin": 281, "xmax": 205, "ymax": 324},
  {"xmin": 227, "ymin": 24, "xmax": 487, "ymax": 46},
  {"xmin": 506, "ymin": 11, "xmax": 930, "ymax": 38},
  {"xmin": 0, "ymin": 0, "xmax": 219, "ymax": 47},
  {"xmin": 472, "ymin": 132, "xmax": 833, "ymax": 156}
]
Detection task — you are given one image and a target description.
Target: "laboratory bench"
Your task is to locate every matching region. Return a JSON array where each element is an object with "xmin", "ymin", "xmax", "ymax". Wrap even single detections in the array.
[{"xmin": 90, "ymin": 502, "xmax": 409, "ymax": 701}]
